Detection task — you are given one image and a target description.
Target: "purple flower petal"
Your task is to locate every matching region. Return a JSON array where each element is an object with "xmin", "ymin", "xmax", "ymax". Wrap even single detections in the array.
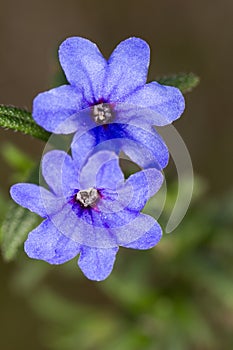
[
  {"xmin": 50, "ymin": 202, "xmax": 119, "ymax": 248},
  {"xmin": 78, "ymin": 245, "xmax": 118, "ymax": 281},
  {"xmin": 103, "ymin": 37, "xmax": 150, "ymax": 101},
  {"xmin": 71, "ymin": 123, "xmax": 169, "ymax": 170},
  {"xmin": 59, "ymin": 37, "xmax": 107, "ymax": 103},
  {"xmin": 120, "ymin": 124, "xmax": 169, "ymax": 169},
  {"xmin": 88, "ymin": 169, "xmax": 163, "ymax": 224},
  {"xmin": 115, "ymin": 213, "xmax": 159, "ymax": 246},
  {"xmin": 24, "ymin": 219, "xmax": 81, "ymax": 264},
  {"xmin": 50, "ymin": 202, "xmax": 159, "ymax": 249},
  {"xmin": 96, "ymin": 158, "xmax": 124, "ymax": 189},
  {"xmin": 79, "ymin": 150, "xmax": 124, "ymax": 190},
  {"xmin": 122, "ymin": 220, "xmax": 162, "ymax": 249},
  {"xmin": 42, "ymin": 150, "xmax": 80, "ymax": 196},
  {"xmin": 33, "ymin": 85, "xmax": 84, "ymax": 133},
  {"xmin": 76, "ymin": 200, "xmax": 138, "ymax": 229},
  {"xmin": 10, "ymin": 183, "xmax": 57, "ymax": 217},
  {"xmin": 123, "ymin": 168, "xmax": 164, "ymax": 212},
  {"xmin": 122, "ymin": 82, "xmax": 185, "ymax": 125},
  {"xmin": 71, "ymin": 126, "xmax": 121, "ymax": 171}
]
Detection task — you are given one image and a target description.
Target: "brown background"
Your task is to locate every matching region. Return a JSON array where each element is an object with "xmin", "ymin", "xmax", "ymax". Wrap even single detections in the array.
[
  {"xmin": 0, "ymin": 0, "xmax": 232, "ymax": 349},
  {"xmin": 0, "ymin": 0, "xmax": 233, "ymax": 194}
]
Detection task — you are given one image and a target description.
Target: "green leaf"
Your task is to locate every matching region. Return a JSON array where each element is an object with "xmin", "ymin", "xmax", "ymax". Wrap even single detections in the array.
[
  {"xmin": 157, "ymin": 73, "xmax": 200, "ymax": 93},
  {"xmin": 0, "ymin": 165, "xmax": 41, "ymax": 261},
  {"xmin": 0, "ymin": 202, "xmax": 41, "ymax": 261},
  {"xmin": 0, "ymin": 105, "xmax": 51, "ymax": 141}
]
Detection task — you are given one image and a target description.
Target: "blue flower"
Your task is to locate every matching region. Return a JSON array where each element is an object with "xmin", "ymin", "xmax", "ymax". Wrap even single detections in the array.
[
  {"xmin": 33, "ymin": 37, "xmax": 185, "ymax": 170},
  {"xmin": 10, "ymin": 149, "xmax": 163, "ymax": 281}
]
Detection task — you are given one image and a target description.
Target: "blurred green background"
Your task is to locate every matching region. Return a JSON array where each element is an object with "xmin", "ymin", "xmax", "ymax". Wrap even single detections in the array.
[{"xmin": 0, "ymin": 0, "xmax": 232, "ymax": 349}]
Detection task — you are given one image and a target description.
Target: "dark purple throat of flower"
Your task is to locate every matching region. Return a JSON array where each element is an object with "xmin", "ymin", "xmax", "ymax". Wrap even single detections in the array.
[
  {"xmin": 76, "ymin": 188, "xmax": 99, "ymax": 207},
  {"xmin": 91, "ymin": 103, "xmax": 114, "ymax": 125}
]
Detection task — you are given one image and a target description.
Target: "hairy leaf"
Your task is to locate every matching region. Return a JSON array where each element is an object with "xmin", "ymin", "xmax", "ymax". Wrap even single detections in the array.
[
  {"xmin": 0, "ymin": 105, "xmax": 51, "ymax": 141},
  {"xmin": 0, "ymin": 165, "xmax": 41, "ymax": 261},
  {"xmin": 1, "ymin": 201, "xmax": 41, "ymax": 261},
  {"xmin": 157, "ymin": 73, "xmax": 200, "ymax": 93}
]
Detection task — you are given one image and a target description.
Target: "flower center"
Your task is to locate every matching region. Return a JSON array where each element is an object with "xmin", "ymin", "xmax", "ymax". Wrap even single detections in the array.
[
  {"xmin": 92, "ymin": 103, "xmax": 114, "ymax": 125},
  {"xmin": 76, "ymin": 188, "xmax": 99, "ymax": 207}
]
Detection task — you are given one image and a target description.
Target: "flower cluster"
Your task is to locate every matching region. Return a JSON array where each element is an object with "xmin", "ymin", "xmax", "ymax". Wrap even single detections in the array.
[{"xmin": 10, "ymin": 37, "xmax": 185, "ymax": 281}]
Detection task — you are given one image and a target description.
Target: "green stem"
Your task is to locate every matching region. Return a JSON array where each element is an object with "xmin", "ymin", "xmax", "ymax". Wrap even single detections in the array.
[{"xmin": 0, "ymin": 105, "xmax": 51, "ymax": 142}]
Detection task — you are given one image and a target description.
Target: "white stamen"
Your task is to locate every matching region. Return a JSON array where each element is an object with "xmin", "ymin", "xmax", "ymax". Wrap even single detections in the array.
[
  {"xmin": 92, "ymin": 103, "xmax": 113, "ymax": 125},
  {"xmin": 76, "ymin": 188, "xmax": 99, "ymax": 207}
]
